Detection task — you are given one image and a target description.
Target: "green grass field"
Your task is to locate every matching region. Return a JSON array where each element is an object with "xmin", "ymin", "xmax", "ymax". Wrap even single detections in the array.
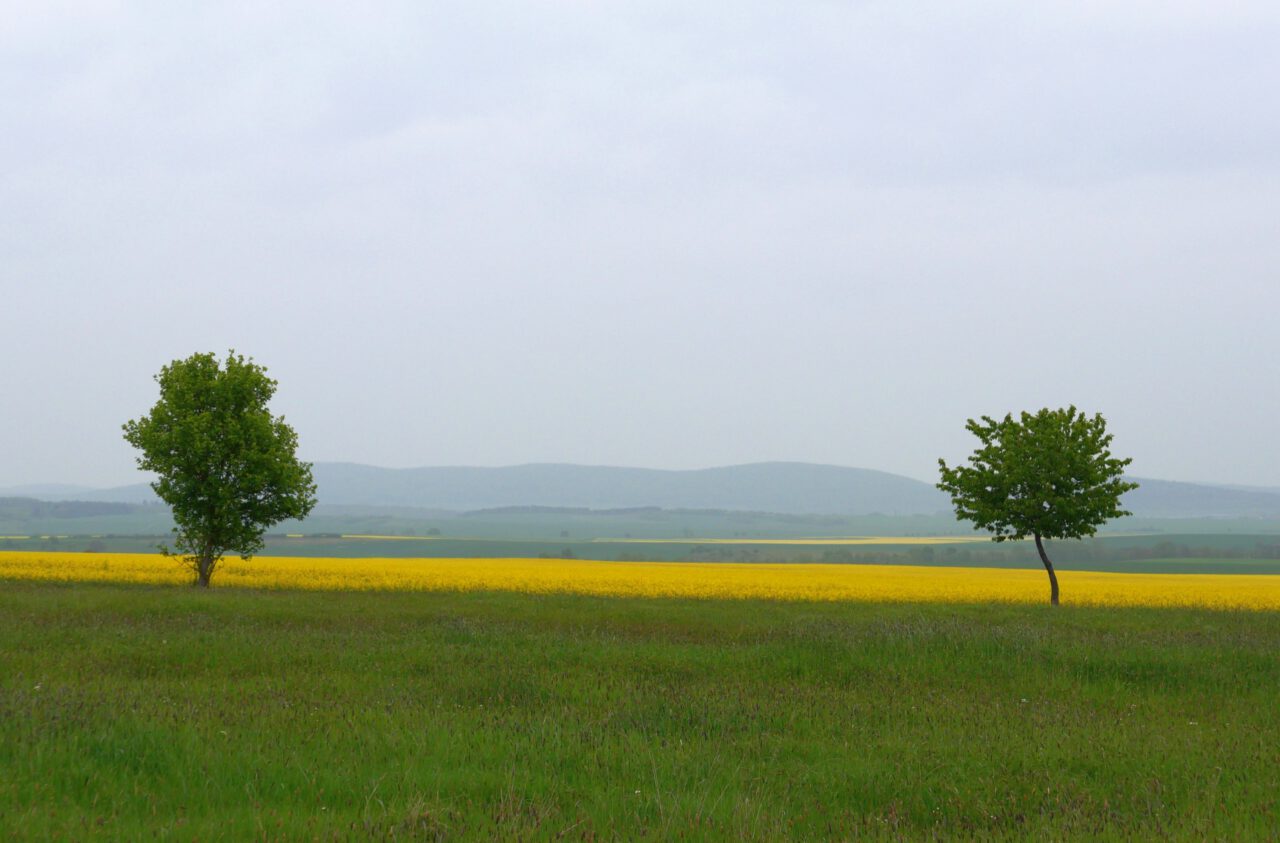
[{"xmin": 2, "ymin": 581, "xmax": 1278, "ymax": 839}]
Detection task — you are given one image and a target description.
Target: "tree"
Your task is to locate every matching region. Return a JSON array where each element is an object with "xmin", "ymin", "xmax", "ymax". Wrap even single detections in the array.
[
  {"xmin": 936, "ymin": 407, "xmax": 1137, "ymax": 606},
  {"xmin": 122, "ymin": 351, "xmax": 317, "ymax": 587}
]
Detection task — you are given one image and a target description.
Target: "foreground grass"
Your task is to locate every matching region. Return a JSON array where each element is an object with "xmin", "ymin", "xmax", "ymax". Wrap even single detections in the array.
[{"xmin": 2, "ymin": 583, "xmax": 1278, "ymax": 840}]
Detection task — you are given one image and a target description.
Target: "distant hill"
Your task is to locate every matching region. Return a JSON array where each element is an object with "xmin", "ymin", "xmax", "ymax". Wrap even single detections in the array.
[
  {"xmin": 1121, "ymin": 478, "xmax": 1280, "ymax": 518},
  {"xmin": 307, "ymin": 462, "xmax": 951, "ymax": 515},
  {"xmin": 1218, "ymin": 483, "xmax": 1280, "ymax": 496},
  {"xmin": 0, "ymin": 497, "xmax": 136, "ymax": 519},
  {"xmin": 11, "ymin": 462, "xmax": 950, "ymax": 514},
  {"xmin": 8, "ymin": 463, "xmax": 1280, "ymax": 519},
  {"xmin": 0, "ymin": 483, "xmax": 97, "ymax": 498},
  {"xmin": 73, "ymin": 483, "xmax": 157, "ymax": 504}
]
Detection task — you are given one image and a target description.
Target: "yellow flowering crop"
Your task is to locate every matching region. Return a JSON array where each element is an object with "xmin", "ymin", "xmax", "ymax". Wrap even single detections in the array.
[{"xmin": 2, "ymin": 550, "xmax": 1279, "ymax": 610}]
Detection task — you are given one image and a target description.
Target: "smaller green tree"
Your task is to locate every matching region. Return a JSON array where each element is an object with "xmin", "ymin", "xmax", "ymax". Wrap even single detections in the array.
[
  {"xmin": 937, "ymin": 407, "xmax": 1137, "ymax": 606},
  {"xmin": 122, "ymin": 351, "xmax": 317, "ymax": 587}
]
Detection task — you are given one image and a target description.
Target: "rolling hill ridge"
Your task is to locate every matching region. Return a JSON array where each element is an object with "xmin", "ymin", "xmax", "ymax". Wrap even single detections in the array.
[{"xmin": 5, "ymin": 462, "xmax": 1280, "ymax": 518}]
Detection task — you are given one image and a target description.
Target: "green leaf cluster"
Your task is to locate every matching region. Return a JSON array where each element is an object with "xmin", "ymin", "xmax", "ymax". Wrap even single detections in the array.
[
  {"xmin": 122, "ymin": 351, "xmax": 317, "ymax": 584},
  {"xmin": 937, "ymin": 407, "xmax": 1137, "ymax": 542}
]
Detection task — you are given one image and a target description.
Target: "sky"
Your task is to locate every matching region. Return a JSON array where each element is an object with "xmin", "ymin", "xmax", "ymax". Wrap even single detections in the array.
[{"xmin": 3, "ymin": 1, "xmax": 1279, "ymax": 489}]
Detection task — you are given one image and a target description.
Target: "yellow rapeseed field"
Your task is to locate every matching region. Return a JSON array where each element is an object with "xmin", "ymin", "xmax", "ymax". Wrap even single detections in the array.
[{"xmin": 2, "ymin": 550, "xmax": 1279, "ymax": 610}]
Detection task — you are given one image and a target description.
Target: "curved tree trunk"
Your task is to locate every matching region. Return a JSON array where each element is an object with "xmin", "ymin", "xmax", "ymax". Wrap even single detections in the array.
[{"xmin": 1033, "ymin": 533, "xmax": 1060, "ymax": 606}]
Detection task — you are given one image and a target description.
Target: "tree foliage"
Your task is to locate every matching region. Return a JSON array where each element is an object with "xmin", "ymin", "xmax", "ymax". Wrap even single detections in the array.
[
  {"xmin": 937, "ymin": 406, "xmax": 1137, "ymax": 605},
  {"xmin": 122, "ymin": 351, "xmax": 317, "ymax": 586}
]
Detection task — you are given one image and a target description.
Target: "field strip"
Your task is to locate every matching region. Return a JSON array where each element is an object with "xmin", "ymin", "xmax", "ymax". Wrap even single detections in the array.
[
  {"xmin": 339, "ymin": 534, "xmax": 572, "ymax": 543},
  {"xmin": 3, "ymin": 551, "xmax": 1280, "ymax": 609},
  {"xmin": 340, "ymin": 533, "xmax": 451, "ymax": 540},
  {"xmin": 337, "ymin": 534, "xmax": 990, "ymax": 545},
  {"xmin": 594, "ymin": 536, "xmax": 990, "ymax": 545}
]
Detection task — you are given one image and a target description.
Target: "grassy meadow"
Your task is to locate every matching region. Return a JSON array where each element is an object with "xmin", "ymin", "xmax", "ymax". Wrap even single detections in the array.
[{"xmin": 3, "ymin": 571, "xmax": 1280, "ymax": 839}]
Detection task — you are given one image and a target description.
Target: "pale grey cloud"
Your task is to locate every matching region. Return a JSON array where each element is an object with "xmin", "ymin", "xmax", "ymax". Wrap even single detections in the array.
[{"xmin": 2, "ymin": 1, "xmax": 1278, "ymax": 487}]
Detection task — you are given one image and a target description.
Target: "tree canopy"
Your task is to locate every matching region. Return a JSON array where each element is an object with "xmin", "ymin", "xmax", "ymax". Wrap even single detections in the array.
[
  {"xmin": 122, "ymin": 351, "xmax": 317, "ymax": 586},
  {"xmin": 937, "ymin": 406, "xmax": 1137, "ymax": 605}
]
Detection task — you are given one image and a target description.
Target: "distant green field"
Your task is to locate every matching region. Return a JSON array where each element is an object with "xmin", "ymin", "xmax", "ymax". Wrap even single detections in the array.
[
  {"xmin": 5, "ymin": 501, "xmax": 1280, "ymax": 579},
  {"xmin": 6, "ymin": 505, "xmax": 1280, "ymax": 550},
  {"xmin": 2, "ymin": 582, "xmax": 1277, "ymax": 839}
]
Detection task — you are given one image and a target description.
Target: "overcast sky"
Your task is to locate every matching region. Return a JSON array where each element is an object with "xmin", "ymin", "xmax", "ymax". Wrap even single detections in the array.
[{"xmin": 3, "ymin": 1, "xmax": 1278, "ymax": 489}]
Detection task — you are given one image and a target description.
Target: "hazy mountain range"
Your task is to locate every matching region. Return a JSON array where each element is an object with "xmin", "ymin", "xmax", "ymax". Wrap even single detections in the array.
[{"xmin": 4, "ymin": 462, "xmax": 1280, "ymax": 518}]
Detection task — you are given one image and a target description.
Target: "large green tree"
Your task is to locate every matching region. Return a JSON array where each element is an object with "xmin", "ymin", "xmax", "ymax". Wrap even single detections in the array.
[
  {"xmin": 123, "ymin": 352, "xmax": 317, "ymax": 586},
  {"xmin": 937, "ymin": 407, "xmax": 1137, "ymax": 606}
]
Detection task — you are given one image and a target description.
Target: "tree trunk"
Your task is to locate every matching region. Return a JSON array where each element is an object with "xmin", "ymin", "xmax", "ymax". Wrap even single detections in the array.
[
  {"xmin": 1033, "ymin": 533, "xmax": 1060, "ymax": 606},
  {"xmin": 195, "ymin": 554, "xmax": 214, "ymax": 588}
]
